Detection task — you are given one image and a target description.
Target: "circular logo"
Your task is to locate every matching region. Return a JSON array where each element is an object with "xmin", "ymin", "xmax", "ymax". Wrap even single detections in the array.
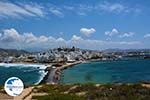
[{"xmin": 4, "ymin": 77, "xmax": 24, "ymax": 96}]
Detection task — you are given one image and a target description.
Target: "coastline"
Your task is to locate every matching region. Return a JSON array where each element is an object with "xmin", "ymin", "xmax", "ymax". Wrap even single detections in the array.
[
  {"xmin": 0, "ymin": 62, "xmax": 82, "ymax": 85},
  {"xmin": 1, "ymin": 58, "xmax": 149, "ymax": 85},
  {"xmin": 42, "ymin": 59, "xmax": 150, "ymax": 85},
  {"xmin": 40, "ymin": 59, "xmax": 104, "ymax": 84},
  {"xmin": 0, "ymin": 62, "xmax": 49, "ymax": 85},
  {"xmin": 41, "ymin": 61, "xmax": 82, "ymax": 84},
  {"xmin": 0, "ymin": 59, "xmax": 119, "ymax": 85},
  {"xmin": 0, "ymin": 59, "xmax": 112, "ymax": 85},
  {"xmin": 45, "ymin": 59, "xmax": 109, "ymax": 84}
]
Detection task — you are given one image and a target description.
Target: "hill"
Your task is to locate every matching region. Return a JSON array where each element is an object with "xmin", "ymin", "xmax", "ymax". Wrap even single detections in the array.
[{"xmin": 0, "ymin": 48, "xmax": 30, "ymax": 57}]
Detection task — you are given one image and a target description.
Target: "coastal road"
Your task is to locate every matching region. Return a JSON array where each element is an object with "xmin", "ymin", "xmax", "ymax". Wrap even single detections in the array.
[{"xmin": 46, "ymin": 68, "xmax": 57, "ymax": 83}]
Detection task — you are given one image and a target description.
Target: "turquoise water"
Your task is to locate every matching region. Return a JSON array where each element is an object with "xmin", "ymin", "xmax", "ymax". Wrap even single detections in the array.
[
  {"xmin": 0, "ymin": 63, "xmax": 47, "ymax": 86},
  {"xmin": 60, "ymin": 59, "xmax": 150, "ymax": 84}
]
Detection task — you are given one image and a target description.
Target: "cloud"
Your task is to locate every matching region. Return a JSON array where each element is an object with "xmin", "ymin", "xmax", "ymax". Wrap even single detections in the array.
[
  {"xmin": 62, "ymin": 2, "xmax": 141, "ymax": 16},
  {"xmin": 64, "ymin": 5, "xmax": 92, "ymax": 16},
  {"xmin": 1, "ymin": 28, "xmax": 22, "ymax": 42},
  {"xmin": 105, "ymin": 28, "xmax": 119, "ymax": 36},
  {"xmin": 63, "ymin": 6, "xmax": 75, "ymax": 10},
  {"xmin": 71, "ymin": 35, "xmax": 83, "ymax": 41},
  {"xmin": 69, "ymin": 35, "xmax": 141, "ymax": 50},
  {"xmin": 49, "ymin": 7, "xmax": 64, "ymax": 17},
  {"xmin": 23, "ymin": 33, "xmax": 37, "ymax": 43},
  {"xmin": 80, "ymin": 28, "xmax": 96, "ymax": 36},
  {"xmin": 0, "ymin": 1, "xmax": 44, "ymax": 19},
  {"xmin": 23, "ymin": 4, "xmax": 44, "ymax": 17},
  {"xmin": 119, "ymin": 32, "xmax": 134, "ymax": 38},
  {"xmin": 98, "ymin": 2, "xmax": 125, "ymax": 13},
  {"xmin": 0, "ymin": 28, "xmax": 142, "ymax": 50},
  {"xmin": 39, "ymin": 36, "xmax": 49, "ymax": 42},
  {"xmin": 144, "ymin": 34, "xmax": 150, "ymax": 38},
  {"xmin": 105, "ymin": 28, "xmax": 135, "ymax": 38},
  {"xmin": 119, "ymin": 41, "xmax": 140, "ymax": 45},
  {"xmin": 56, "ymin": 37, "xmax": 65, "ymax": 42},
  {"xmin": 0, "ymin": 1, "xmax": 141, "ymax": 19}
]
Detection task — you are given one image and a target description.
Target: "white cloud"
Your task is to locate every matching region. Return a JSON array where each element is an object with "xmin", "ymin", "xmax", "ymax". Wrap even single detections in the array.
[
  {"xmin": 63, "ymin": 2, "xmax": 141, "ymax": 16},
  {"xmin": 105, "ymin": 28, "xmax": 119, "ymax": 36},
  {"xmin": 23, "ymin": 33, "xmax": 37, "ymax": 43},
  {"xmin": 1, "ymin": 28, "xmax": 22, "ymax": 42},
  {"xmin": 0, "ymin": 1, "xmax": 33, "ymax": 18},
  {"xmin": 39, "ymin": 36, "xmax": 49, "ymax": 42},
  {"xmin": 71, "ymin": 35, "xmax": 83, "ymax": 41},
  {"xmin": 0, "ymin": 28, "xmax": 142, "ymax": 50},
  {"xmin": 119, "ymin": 32, "xmax": 134, "ymax": 38},
  {"xmin": 119, "ymin": 41, "xmax": 140, "ymax": 45},
  {"xmin": 23, "ymin": 4, "xmax": 44, "ymax": 17},
  {"xmin": 0, "ymin": 1, "xmax": 141, "ymax": 19},
  {"xmin": 48, "ymin": 36, "xmax": 56, "ymax": 41},
  {"xmin": 56, "ymin": 37, "xmax": 65, "ymax": 42},
  {"xmin": 144, "ymin": 34, "xmax": 150, "ymax": 38},
  {"xmin": 98, "ymin": 2, "xmax": 125, "ymax": 13},
  {"xmin": 49, "ymin": 8, "xmax": 64, "ymax": 17},
  {"xmin": 80, "ymin": 28, "xmax": 96, "ymax": 36},
  {"xmin": 0, "ymin": 1, "xmax": 44, "ymax": 19},
  {"xmin": 105, "ymin": 28, "xmax": 135, "ymax": 38}
]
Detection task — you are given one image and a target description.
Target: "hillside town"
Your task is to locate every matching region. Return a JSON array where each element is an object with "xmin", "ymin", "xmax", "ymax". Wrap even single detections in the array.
[{"xmin": 0, "ymin": 47, "xmax": 150, "ymax": 63}]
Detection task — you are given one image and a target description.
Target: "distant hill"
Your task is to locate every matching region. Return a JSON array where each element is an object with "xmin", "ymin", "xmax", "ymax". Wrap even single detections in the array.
[
  {"xmin": 103, "ymin": 48, "xmax": 150, "ymax": 53},
  {"xmin": 0, "ymin": 48, "xmax": 30, "ymax": 57}
]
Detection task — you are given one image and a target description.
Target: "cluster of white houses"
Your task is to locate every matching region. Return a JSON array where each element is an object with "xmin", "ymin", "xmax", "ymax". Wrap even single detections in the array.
[
  {"xmin": 36, "ymin": 47, "xmax": 104, "ymax": 63},
  {"xmin": 1, "ymin": 47, "xmax": 149, "ymax": 63},
  {"xmin": 0, "ymin": 47, "xmax": 115, "ymax": 63}
]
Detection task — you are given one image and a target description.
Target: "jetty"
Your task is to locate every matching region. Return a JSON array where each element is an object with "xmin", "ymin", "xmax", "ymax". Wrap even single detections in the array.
[{"xmin": 42, "ymin": 61, "xmax": 81, "ymax": 84}]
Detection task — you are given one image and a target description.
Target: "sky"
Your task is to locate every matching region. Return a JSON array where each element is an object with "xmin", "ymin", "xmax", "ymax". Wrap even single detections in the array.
[{"xmin": 0, "ymin": 0, "xmax": 150, "ymax": 51}]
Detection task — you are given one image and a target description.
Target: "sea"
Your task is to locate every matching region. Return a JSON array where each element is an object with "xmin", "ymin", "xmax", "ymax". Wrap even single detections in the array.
[
  {"xmin": 60, "ymin": 58, "xmax": 150, "ymax": 84},
  {"xmin": 0, "ymin": 58, "xmax": 150, "ymax": 86},
  {"xmin": 0, "ymin": 63, "xmax": 47, "ymax": 86}
]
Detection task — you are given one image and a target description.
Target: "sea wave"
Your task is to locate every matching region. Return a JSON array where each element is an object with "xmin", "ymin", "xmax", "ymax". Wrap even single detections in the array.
[
  {"xmin": 0, "ymin": 63, "xmax": 50, "ymax": 85},
  {"xmin": 35, "ymin": 70, "xmax": 48, "ymax": 85},
  {"xmin": 0, "ymin": 63, "xmax": 47, "ymax": 70}
]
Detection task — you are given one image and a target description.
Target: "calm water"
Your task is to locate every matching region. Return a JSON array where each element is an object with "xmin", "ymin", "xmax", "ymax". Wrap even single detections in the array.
[
  {"xmin": 60, "ymin": 59, "xmax": 150, "ymax": 84},
  {"xmin": 0, "ymin": 63, "xmax": 47, "ymax": 86}
]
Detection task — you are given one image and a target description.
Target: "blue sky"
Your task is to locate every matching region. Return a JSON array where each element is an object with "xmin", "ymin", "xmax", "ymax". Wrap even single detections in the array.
[{"xmin": 0, "ymin": 0, "xmax": 150, "ymax": 51}]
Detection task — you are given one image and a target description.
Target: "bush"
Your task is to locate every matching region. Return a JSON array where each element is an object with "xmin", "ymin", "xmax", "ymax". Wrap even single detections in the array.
[
  {"xmin": 32, "ymin": 94, "xmax": 85, "ymax": 100},
  {"xmin": 33, "ymin": 83, "xmax": 150, "ymax": 100}
]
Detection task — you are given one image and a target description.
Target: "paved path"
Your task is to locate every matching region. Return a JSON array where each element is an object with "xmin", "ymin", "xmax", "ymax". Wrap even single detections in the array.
[
  {"xmin": 14, "ymin": 87, "xmax": 34, "ymax": 100},
  {"xmin": 0, "ymin": 92, "xmax": 13, "ymax": 100},
  {"xmin": 46, "ymin": 68, "xmax": 57, "ymax": 83}
]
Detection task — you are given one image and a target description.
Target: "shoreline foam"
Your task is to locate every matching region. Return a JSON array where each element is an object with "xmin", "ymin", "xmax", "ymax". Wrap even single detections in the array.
[{"xmin": 0, "ymin": 63, "xmax": 49, "ymax": 85}]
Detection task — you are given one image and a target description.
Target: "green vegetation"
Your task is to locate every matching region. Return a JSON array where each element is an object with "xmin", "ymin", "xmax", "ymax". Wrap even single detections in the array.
[
  {"xmin": 32, "ymin": 83, "xmax": 150, "ymax": 100},
  {"xmin": 0, "ymin": 86, "xmax": 3, "ymax": 90},
  {"xmin": 35, "ymin": 84, "xmax": 72, "ymax": 93},
  {"xmin": 32, "ymin": 94, "xmax": 85, "ymax": 100}
]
